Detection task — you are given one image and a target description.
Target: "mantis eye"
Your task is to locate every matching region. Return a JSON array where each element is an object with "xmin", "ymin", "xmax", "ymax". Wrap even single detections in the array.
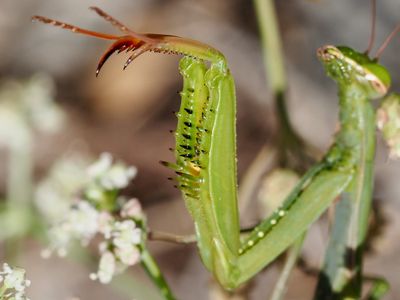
[{"xmin": 370, "ymin": 79, "xmax": 386, "ymax": 95}]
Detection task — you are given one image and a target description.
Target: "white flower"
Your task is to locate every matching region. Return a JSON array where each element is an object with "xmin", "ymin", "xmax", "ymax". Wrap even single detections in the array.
[
  {"xmin": 40, "ymin": 153, "xmax": 144, "ymax": 284},
  {"xmin": 97, "ymin": 212, "xmax": 114, "ymax": 239},
  {"xmin": 45, "ymin": 201, "xmax": 100, "ymax": 256},
  {"xmin": 68, "ymin": 201, "xmax": 99, "ymax": 243},
  {"xmin": 110, "ymin": 220, "xmax": 142, "ymax": 267},
  {"xmin": 114, "ymin": 244, "xmax": 141, "ymax": 266},
  {"xmin": 90, "ymin": 251, "xmax": 116, "ymax": 284},
  {"xmin": 112, "ymin": 220, "xmax": 142, "ymax": 248},
  {"xmin": 34, "ymin": 154, "xmax": 91, "ymax": 223},
  {"xmin": 0, "ymin": 263, "xmax": 30, "ymax": 300},
  {"xmin": 93, "ymin": 219, "xmax": 143, "ymax": 284},
  {"xmin": 45, "ymin": 225, "xmax": 70, "ymax": 257},
  {"xmin": 0, "ymin": 74, "xmax": 64, "ymax": 149},
  {"xmin": 103, "ymin": 164, "xmax": 136, "ymax": 189},
  {"xmin": 87, "ymin": 153, "xmax": 113, "ymax": 178},
  {"xmin": 121, "ymin": 198, "xmax": 144, "ymax": 219},
  {"xmin": 87, "ymin": 153, "xmax": 137, "ymax": 190}
]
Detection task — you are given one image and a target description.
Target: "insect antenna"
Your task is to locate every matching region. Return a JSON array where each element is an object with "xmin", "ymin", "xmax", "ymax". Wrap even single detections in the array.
[
  {"xmin": 375, "ymin": 24, "xmax": 400, "ymax": 59},
  {"xmin": 365, "ymin": 0, "xmax": 377, "ymax": 54},
  {"xmin": 31, "ymin": 15, "xmax": 119, "ymax": 41}
]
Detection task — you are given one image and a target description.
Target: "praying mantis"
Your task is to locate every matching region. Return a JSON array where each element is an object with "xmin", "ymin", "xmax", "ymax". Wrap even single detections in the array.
[{"xmin": 32, "ymin": 4, "xmax": 395, "ymax": 299}]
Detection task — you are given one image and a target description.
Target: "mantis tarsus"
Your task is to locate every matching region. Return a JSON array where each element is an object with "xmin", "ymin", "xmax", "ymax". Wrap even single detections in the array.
[{"xmin": 32, "ymin": 5, "xmax": 395, "ymax": 299}]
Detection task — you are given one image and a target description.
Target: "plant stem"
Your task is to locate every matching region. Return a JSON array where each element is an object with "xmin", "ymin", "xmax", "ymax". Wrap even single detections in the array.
[
  {"xmin": 5, "ymin": 126, "xmax": 33, "ymax": 262},
  {"xmin": 254, "ymin": 0, "xmax": 286, "ymax": 93},
  {"xmin": 148, "ymin": 230, "xmax": 196, "ymax": 244},
  {"xmin": 364, "ymin": 276, "xmax": 390, "ymax": 300},
  {"xmin": 140, "ymin": 248, "xmax": 176, "ymax": 300},
  {"xmin": 253, "ymin": 0, "xmax": 314, "ymax": 171}
]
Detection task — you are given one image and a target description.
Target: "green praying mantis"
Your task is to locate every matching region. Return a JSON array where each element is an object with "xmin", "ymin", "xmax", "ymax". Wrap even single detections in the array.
[{"xmin": 32, "ymin": 4, "xmax": 396, "ymax": 299}]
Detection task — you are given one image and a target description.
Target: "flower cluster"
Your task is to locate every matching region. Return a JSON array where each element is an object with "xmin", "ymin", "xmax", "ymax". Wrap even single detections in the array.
[
  {"xmin": 41, "ymin": 153, "xmax": 145, "ymax": 284},
  {"xmin": 87, "ymin": 152, "xmax": 137, "ymax": 190},
  {"xmin": 377, "ymin": 93, "xmax": 400, "ymax": 159},
  {"xmin": 35, "ymin": 153, "xmax": 91, "ymax": 224},
  {"xmin": 91, "ymin": 201, "xmax": 143, "ymax": 283},
  {"xmin": 0, "ymin": 74, "xmax": 64, "ymax": 148},
  {"xmin": 42, "ymin": 200, "xmax": 100, "ymax": 258},
  {"xmin": 0, "ymin": 263, "xmax": 30, "ymax": 300}
]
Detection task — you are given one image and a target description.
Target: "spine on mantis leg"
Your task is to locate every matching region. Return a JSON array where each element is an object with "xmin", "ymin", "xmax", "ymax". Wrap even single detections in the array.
[{"xmin": 169, "ymin": 57, "xmax": 215, "ymax": 267}]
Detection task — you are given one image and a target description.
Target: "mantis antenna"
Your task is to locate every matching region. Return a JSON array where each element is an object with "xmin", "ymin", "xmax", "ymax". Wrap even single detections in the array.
[
  {"xmin": 364, "ymin": 0, "xmax": 400, "ymax": 59},
  {"xmin": 375, "ymin": 24, "xmax": 400, "ymax": 59},
  {"xmin": 365, "ymin": 0, "xmax": 377, "ymax": 54}
]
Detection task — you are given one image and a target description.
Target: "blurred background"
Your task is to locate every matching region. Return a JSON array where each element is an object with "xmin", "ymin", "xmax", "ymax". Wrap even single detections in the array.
[{"xmin": 0, "ymin": 0, "xmax": 400, "ymax": 299}]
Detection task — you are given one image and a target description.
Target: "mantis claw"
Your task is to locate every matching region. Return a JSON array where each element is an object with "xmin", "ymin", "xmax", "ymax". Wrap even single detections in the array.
[
  {"xmin": 96, "ymin": 37, "xmax": 149, "ymax": 76},
  {"xmin": 123, "ymin": 45, "xmax": 152, "ymax": 70},
  {"xmin": 33, "ymin": 7, "xmax": 226, "ymax": 77}
]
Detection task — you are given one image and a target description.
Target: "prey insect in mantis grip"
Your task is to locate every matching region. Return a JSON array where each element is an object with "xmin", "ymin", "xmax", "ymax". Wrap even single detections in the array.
[{"xmin": 32, "ymin": 6, "xmax": 394, "ymax": 296}]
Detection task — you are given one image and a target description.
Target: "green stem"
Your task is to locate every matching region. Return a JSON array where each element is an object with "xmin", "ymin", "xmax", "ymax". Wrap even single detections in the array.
[
  {"xmin": 0, "ymin": 285, "xmax": 6, "ymax": 296},
  {"xmin": 253, "ymin": 0, "xmax": 286, "ymax": 93},
  {"xmin": 270, "ymin": 233, "xmax": 306, "ymax": 300},
  {"xmin": 140, "ymin": 248, "xmax": 176, "ymax": 300},
  {"xmin": 275, "ymin": 90, "xmax": 311, "ymax": 169},
  {"xmin": 7, "ymin": 145, "xmax": 32, "ymax": 207},
  {"xmin": 364, "ymin": 276, "xmax": 390, "ymax": 300},
  {"xmin": 5, "ymin": 127, "xmax": 33, "ymax": 262},
  {"xmin": 253, "ymin": 0, "xmax": 313, "ymax": 171}
]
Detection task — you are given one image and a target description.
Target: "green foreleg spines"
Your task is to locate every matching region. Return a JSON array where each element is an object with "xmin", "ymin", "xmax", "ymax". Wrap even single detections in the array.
[
  {"xmin": 174, "ymin": 57, "xmax": 215, "ymax": 269},
  {"xmin": 175, "ymin": 58, "xmax": 208, "ymax": 202},
  {"xmin": 173, "ymin": 58, "xmax": 241, "ymax": 283}
]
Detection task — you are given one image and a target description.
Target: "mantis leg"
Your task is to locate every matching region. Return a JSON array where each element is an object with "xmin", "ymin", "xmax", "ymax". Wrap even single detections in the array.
[{"xmin": 234, "ymin": 165, "xmax": 354, "ymax": 287}]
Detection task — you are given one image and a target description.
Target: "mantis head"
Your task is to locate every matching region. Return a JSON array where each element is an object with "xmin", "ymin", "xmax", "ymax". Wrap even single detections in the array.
[
  {"xmin": 317, "ymin": 45, "xmax": 391, "ymax": 99},
  {"xmin": 32, "ymin": 7, "xmax": 225, "ymax": 76}
]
